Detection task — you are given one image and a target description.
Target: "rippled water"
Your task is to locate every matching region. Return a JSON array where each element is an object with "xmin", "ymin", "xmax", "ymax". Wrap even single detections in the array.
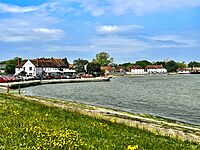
[{"xmin": 22, "ymin": 75, "xmax": 200, "ymax": 125}]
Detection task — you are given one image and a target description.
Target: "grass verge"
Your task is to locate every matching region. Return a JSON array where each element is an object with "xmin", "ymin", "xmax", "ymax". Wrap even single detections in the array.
[{"xmin": 0, "ymin": 93, "xmax": 199, "ymax": 150}]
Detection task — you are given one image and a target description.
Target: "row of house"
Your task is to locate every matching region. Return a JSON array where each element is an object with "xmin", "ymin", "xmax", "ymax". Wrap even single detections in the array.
[
  {"xmin": 15, "ymin": 58, "xmax": 75, "ymax": 77},
  {"xmin": 16, "ymin": 57, "xmax": 199, "ymax": 76},
  {"xmin": 102, "ymin": 65, "xmax": 200, "ymax": 75},
  {"xmin": 129, "ymin": 65, "xmax": 167, "ymax": 74},
  {"xmin": 177, "ymin": 67, "xmax": 200, "ymax": 74},
  {"xmin": 102, "ymin": 65, "xmax": 167, "ymax": 75}
]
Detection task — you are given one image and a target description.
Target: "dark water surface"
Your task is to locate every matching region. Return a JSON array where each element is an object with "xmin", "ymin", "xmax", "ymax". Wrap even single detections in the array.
[{"xmin": 22, "ymin": 75, "xmax": 200, "ymax": 125}]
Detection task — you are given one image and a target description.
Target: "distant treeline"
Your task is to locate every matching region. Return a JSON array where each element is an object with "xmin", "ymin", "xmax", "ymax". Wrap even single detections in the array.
[
  {"xmin": 118, "ymin": 60, "xmax": 200, "ymax": 72},
  {"xmin": 1, "ymin": 54, "xmax": 200, "ymax": 74}
]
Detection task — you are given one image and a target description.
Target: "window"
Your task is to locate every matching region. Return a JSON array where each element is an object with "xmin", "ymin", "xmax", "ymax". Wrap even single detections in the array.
[{"xmin": 29, "ymin": 67, "xmax": 32, "ymax": 71}]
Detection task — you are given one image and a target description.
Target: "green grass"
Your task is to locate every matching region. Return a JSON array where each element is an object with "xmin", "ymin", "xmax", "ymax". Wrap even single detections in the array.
[{"xmin": 0, "ymin": 94, "xmax": 199, "ymax": 150}]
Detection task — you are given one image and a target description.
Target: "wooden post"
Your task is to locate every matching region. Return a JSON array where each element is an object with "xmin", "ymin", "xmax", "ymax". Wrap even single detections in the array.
[
  {"xmin": 18, "ymin": 85, "xmax": 21, "ymax": 95},
  {"xmin": 7, "ymin": 85, "xmax": 9, "ymax": 93}
]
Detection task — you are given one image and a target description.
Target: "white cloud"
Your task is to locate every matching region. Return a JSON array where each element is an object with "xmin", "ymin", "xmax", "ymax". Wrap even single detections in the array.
[
  {"xmin": 0, "ymin": 16, "xmax": 64, "ymax": 42},
  {"xmin": 33, "ymin": 28, "xmax": 63, "ymax": 34},
  {"xmin": 48, "ymin": 0, "xmax": 200, "ymax": 16},
  {"xmin": 0, "ymin": 27, "xmax": 64, "ymax": 42},
  {"xmin": 96, "ymin": 25, "xmax": 143, "ymax": 34},
  {"xmin": 1, "ymin": 0, "xmax": 200, "ymax": 15},
  {"xmin": 109, "ymin": 0, "xmax": 200, "ymax": 15},
  {"xmin": 0, "ymin": 2, "xmax": 39, "ymax": 13},
  {"xmin": 98, "ymin": 25, "xmax": 119, "ymax": 32}
]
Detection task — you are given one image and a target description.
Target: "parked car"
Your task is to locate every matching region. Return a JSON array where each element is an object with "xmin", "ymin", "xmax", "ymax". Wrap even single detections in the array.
[
  {"xmin": 0, "ymin": 76, "xmax": 6, "ymax": 83},
  {"xmin": 43, "ymin": 75, "xmax": 55, "ymax": 80},
  {"xmin": 81, "ymin": 74, "xmax": 93, "ymax": 78},
  {"xmin": 0, "ymin": 76, "xmax": 17, "ymax": 83}
]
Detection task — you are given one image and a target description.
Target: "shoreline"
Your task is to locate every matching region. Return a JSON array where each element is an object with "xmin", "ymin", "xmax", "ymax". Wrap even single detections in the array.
[
  {"xmin": 0, "ymin": 77, "xmax": 110, "ymax": 89},
  {"xmin": 12, "ymin": 94, "xmax": 200, "ymax": 144}
]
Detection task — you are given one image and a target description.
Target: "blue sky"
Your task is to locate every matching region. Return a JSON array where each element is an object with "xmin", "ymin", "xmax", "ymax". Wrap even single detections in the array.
[{"xmin": 0, "ymin": 0, "xmax": 200, "ymax": 63}]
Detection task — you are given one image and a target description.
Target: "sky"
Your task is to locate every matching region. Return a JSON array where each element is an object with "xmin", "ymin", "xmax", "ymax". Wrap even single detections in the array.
[{"xmin": 0, "ymin": 0, "xmax": 200, "ymax": 63}]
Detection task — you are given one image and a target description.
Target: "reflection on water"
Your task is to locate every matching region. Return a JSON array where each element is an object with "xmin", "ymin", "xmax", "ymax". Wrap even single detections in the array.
[{"xmin": 22, "ymin": 75, "xmax": 200, "ymax": 125}]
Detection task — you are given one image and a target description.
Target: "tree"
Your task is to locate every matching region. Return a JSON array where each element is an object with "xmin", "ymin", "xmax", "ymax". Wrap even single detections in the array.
[
  {"xmin": 73, "ymin": 58, "xmax": 88, "ymax": 73},
  {"xmin": 165, "ymin": 60, "xmax": 178, "ymax": 72},
  {"xmin": 188, "ymin": 61, "xmax": 200, "ymax": 68},
  {"xmin": 62, "ymin": 58, "xmax": 69, "ymax": 68},
  {"xmin": 135, "ymin": 60, "xmax": 152, "ymax": 68},
  {"xmin": 87, "ymin": 62, "xmax": 101, "ymax": 77},
  {"xmin": 5, "ymin": 57, "xmax": 18, "ymax": 74},
  {"xmin": 177, "ymin": 62, "xmax": 187, "ymax": 69},
  {"xmin": 154, "ymin": 61, "xmax": 166, "ymax": 68},
  {"xmin": 119, "ymin": 62, "xmax": 134, "ymax": 67},
  {"xmin": 93, "ymin": 52, "xmax": 113, "ymax": 67}
]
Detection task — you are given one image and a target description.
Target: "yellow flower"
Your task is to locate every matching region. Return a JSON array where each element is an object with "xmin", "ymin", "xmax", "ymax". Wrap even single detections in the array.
[
  {"xmin": 111, "ymin": 119, "xmax": 116, "ymax": 123},
  {"xmin": 127, "ymin": 145, "xmax": 139, "ymax": 150}
]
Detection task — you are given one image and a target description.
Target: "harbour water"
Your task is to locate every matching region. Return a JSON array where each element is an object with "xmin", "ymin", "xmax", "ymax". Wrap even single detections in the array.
[{"xmin": 22, "ymin": 75, "xmax": 200, "ymax": 126}]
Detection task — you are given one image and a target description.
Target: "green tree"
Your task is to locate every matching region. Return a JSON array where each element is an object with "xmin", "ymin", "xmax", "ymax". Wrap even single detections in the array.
[
  {"xmin": 62, "ymin": 58, "xmax": 69, "ymax": 68},
  {"xmin": 135, "ymin": 60, "xmax": 152, "ymax": 68},
  {"xmin": 188, "ymin": 61, "xmax": 200, "ymax": 68},
  {"xmin": 5, "ymin": 57, "xmax": 18, "ymax": 74},
  {"xmin": 165, "ymin": 60, "xmax": 178, "ymax": 72},
  {"xmin": 93, "ymin": 52, "xmax": 113, "ymax": 67},
  {"xmin": 177, "ymin": 62, "xmax": 187, "ymax": 69},
  {"xmin": 0, "ymin": 60, "xmax": 7, "ymax": 65},
  {"xmin": 87, "ymin": 62, "xmax": 101, "ymax": 77},
  {"xmin": 154, "ymin": 61, "xmax": 166, "ymax": 68},
  {"xmin": 119, "ymin": 62, "xmax": 134, "ymax": 67},
  {"xmin": 73, "ymin": 58, "xmax": 88, "ymax": 73},
  {"xmin": 118, "ymin": 62, "xmax": 134, "ymax": 71}
]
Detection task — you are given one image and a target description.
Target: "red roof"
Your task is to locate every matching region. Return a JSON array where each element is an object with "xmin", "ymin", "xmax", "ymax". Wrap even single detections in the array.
[
  {"xmin": 145, "ymin": 65, "xmax": 165, "ymax": 69},
  {"xmin": 129, "ymin": 66, "xmax": 143, "ymax": 69},
  {"xmin": 16, "ymin": 58, "xmax": 68, "ymax": 68}
]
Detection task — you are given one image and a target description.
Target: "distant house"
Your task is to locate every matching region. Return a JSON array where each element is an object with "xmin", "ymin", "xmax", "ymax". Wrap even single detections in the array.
[
  {"xmin": 0, "ymin": 64, "xmax": 6, "ymax": 73},
  {"xmin": 15, "ymin": 58, "xmax": 75, "ymax": 76},
  {"xmin": 128, "ymin": 66, "xmax": 145, "ymax": 75},
  {"xmin": 101, "ymin": 66, "xmax": 116, "ymax": 75},
  {"xmin": 145, "ymin": 65, "xmax": 167, "ymax": 74},
  {"xmin": 115, "ymin": 66, "xmax": 126, "ymax": 75},
  {"xmin": 191, "ymin": 67, "xmax": 200, "ymax": 74},
  {"xmin": 177, "ymin": 68, "xmax": 191, "ymax": 74}
]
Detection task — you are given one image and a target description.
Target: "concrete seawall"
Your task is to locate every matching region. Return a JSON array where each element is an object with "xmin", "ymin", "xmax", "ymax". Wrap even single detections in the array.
[{"xmin": 0, "ymin": 77, "xmax": 110, "ymax": 89}]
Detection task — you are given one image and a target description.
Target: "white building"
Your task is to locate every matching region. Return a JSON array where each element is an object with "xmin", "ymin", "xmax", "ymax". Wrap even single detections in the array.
[
  {"xmin": 0, "ymin": 64, "xmax": 6, "ymax": 73},
  {"xmin": 128, "ymin": 66, "xmax": 145, "ymax": 74},
  {"xmin": 15, "ymin": 58, "xmax": 75, "ymax": 76},
  {"xmin": 145, "ymin": 65, "xmax": 167, "ymax": 74},
  {"xmin": 177, "ymin": 68, "xmax": 191, "ymax": 74}
]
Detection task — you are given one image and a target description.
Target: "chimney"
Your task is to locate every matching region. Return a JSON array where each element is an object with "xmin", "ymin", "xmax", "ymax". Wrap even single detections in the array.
[
  {"xmin": 18, "ymin": 57, "xmax": 21, "ymax": 65},
  {"xmin": 37, "ymin": 58, "xmax": 39, "ymax": 67}
]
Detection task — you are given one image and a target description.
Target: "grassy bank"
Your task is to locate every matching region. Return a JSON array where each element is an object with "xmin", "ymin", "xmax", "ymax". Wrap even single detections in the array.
[{"xmin": 0, "ymin": 94, "xmax": 199, "ymax": 150}]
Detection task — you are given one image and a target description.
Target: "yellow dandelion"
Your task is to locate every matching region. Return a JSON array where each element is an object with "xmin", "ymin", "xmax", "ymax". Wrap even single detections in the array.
[
  {"xmin": 111, "ymin": 118, "xmax": 116, "ymax": 123},
  {"xmin": 127, "ymin": 145, "xmax": 139, "ymax": 150}
]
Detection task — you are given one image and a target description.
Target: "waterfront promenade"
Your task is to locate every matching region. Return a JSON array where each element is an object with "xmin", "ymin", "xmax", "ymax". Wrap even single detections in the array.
[{"xmin": 0, "ymin": 77, "xmax": 110, "ymax": 89}]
